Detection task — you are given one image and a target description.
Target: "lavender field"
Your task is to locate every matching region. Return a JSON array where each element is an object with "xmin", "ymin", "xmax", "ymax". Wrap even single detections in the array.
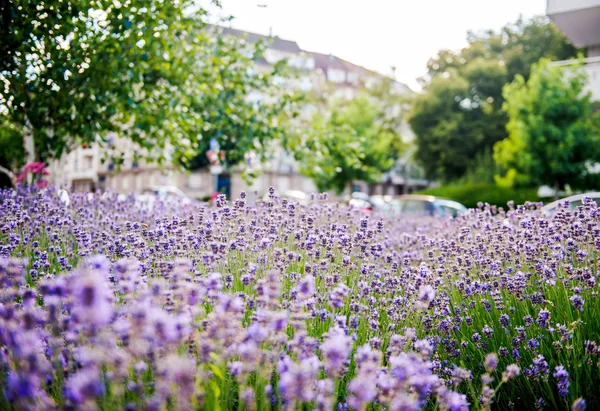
[{"xmin": 0, "ymin": 187, "xmax": 598, "ymax": 410}]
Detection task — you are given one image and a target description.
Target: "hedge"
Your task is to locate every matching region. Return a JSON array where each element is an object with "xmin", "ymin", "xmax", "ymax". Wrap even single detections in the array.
[{"xmin": 415, "ymin": 183, "xmax": 546, "ymax": 209}]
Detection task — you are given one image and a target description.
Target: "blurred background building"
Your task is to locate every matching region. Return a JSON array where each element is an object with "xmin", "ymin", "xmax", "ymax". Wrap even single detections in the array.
[
  {"xmin": 48, "ymin": 27, "xmax": 429, "ymax": 199},
  {"xmin": 547, "ymin": 0, "xmax": 600, "ymax": 100}
]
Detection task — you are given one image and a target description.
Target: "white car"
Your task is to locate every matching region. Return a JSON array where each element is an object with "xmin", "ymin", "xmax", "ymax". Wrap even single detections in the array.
[
  {"xmin": 136, "ymin": 186, "xmax": 194, "ymax": 208},
  {"xmin": 541, "ymin": 192, "xmax": 600, "ymax": 215},
  {"xmin": 387, "ymin": 195, "xmax": 468, "ymax": 218}
]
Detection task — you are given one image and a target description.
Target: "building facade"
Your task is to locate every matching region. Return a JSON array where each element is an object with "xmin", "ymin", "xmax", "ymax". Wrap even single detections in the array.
[
  {"xmin": 547, "ymin": 0, "xmax": 600, "ymax": 100},
  {"xmin": 49, "ymin": 27, "xmax": 427, "ymax": 199}
]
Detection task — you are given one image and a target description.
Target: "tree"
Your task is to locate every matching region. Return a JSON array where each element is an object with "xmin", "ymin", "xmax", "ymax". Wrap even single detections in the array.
[
  {"xmin": 410, "ymin": 61, "xmax": 507, "ymax": 181},
  {"xmin": 0, "ymin": 1, "xmax": 297, "ymax": 177},
  {"xmin": 410, "ymin": 16, "xmax": 579, "ymax": 182},
  {"xmin": 494, "ymin": 59, "xmax": 600, "ymax": 195},
  {"xmin": 291, "ymin": 95, "xmax": 400, "ymax": 194},
  {"xmin": 185, "ymin": 31, "xmax": 301, "ymax": 176},
  {"xmin": 0, "ymin": 121, "xmax": 20, "ymax": 187}
]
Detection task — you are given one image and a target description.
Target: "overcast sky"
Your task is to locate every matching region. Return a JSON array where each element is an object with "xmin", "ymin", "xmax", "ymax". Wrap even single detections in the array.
[{"xmin": 204, "ymin": 0, "xmax": 547, "ymax": 90}]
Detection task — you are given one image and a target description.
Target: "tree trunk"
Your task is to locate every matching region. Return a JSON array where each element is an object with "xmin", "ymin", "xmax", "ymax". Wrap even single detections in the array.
[
  {"xmin": 554, "ymin": 180, "xmax": 560, "ymax": 201},
  {"xmin": 0, "ymin": 165, "xmax": 16, "ymax": 189},
  {"xmin": 23, "ymin": 115, "xmax": 36, "ymax": 164},
  {"xmin": 348, "ymin": 180, "xmax": 354, "ymax": 196},
  {"xmin": 23, "ymin": 115, "xmax": 36, "ymax": 185}
]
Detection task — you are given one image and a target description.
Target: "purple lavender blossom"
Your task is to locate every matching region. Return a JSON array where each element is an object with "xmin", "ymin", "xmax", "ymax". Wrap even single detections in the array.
[
  {"xmin": 572, "ymin": 398, "xmax": 587, "ymax": 411},
  {"xmin": 502, "ymin": 364, "xmax": 521, "ymax": 382},
  {"xmin": 537, "ymin": 309, "xmax": 551, "ymax": 328},
  {"xmin": 320, "ymin": 326, "xmax": 352, "ymax": 377},
  {"xmin": 570, "ymin": 295, "xmax": 585, "ymax": 312},
  {"xmin": 1, "ymin": 186, "xmax": 598, "ymax": 410},
  {"xmin": 553, "ymin": 365, "xmax": 570, "ymax": 397},
  {"xmin": 484, "ymin": 353, "xmax": 498, "ymax": 372}
]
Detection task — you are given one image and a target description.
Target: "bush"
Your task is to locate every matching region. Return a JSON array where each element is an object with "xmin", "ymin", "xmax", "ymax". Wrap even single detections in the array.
[{"xmin": 416, "ymin": 183, "xmax": 544, "ymax": 208}]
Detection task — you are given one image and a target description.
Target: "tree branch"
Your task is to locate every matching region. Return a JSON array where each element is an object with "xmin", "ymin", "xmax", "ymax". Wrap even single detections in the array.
[{"xmin": 0, "ymin": 165, "xmax": 16, "ymax": 188}]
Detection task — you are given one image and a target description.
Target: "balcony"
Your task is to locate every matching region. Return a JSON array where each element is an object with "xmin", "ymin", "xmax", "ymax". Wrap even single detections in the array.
[
  {"xmin": 547, "ymin": 0, "xmax": 600, "ymax": 48},
  {"xmin": 552, "ymin": 56, "xmax": 600, "ymax": 101}
]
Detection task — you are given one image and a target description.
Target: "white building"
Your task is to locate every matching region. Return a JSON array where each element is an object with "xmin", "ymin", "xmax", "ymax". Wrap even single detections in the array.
[
  {"xmin": 49, "ymin": 27, "xmax": 425, "ymax": 199},
  {"xmin": 547, "ymin": 0, "xmax": 600, "ymax": 100}
]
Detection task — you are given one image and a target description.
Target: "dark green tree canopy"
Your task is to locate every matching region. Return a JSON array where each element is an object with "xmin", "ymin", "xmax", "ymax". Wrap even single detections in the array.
[
  {"xmin": 0, "ymin": 0, "xmax": 298, "ymax": 176},
  {"xmin": 427, "ymin": 16, "xmax": 579, "ymax": 82},
  {"xmin": 410, "ymin": 16, "xmax": 579, "ymax": 182}
]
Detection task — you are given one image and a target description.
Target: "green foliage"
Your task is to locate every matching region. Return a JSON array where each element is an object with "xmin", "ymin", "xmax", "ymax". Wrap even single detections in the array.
[
  {"xmin": 417, "ymin": 183, "xmax": 543, "ymax": 209},
  {"xmin": 291, "ymin": 94, "xmax": 401, "ymax": 193},
  {"xmin": 410, "ymin": 16, "xmax": 578, "ymax": 182},
  {"xmin": 410, "ymin": 71, "xmax": 488, "ymax": 181},
  {"xmin": 428, "ymin": 16, "xmax": 578, "ymax": 82},
  {"xmin": 458, "ymin": 148, "xmax": 498, "ymax": 185},
  {"xmin": 494, "ymin": 59, "xmax": 600, "ymax": 190},
  {"xmin": 185, "ymin": 33, "xmax": 302, "ymax": 172},
  {"xmin": 0, "ymin": 118, "xmax": 24, "ymax": 170},
  {"xmin": 0, "ymin": 1, "xmax": 297, "ymax": 174}
]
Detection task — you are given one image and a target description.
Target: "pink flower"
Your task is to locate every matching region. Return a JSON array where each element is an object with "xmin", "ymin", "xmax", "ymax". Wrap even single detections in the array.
[
  {"xmin": 35, "ymin": 180, "xmax": 48, "ymax": 189},
  {"xmin": 15, "ymin": 173, "xmax": 26, "ymax": 183},
  {"xmin": 23, "ymin": 162, "xmax": 46, "ymax": 174}
]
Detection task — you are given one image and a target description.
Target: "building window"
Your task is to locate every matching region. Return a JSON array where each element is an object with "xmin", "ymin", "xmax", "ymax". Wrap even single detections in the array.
[
  {"xmin": 188, "ymin": 173, "xmax": 203, "ymax": 189},
  {"xmin": 297, "ymin": 76, "xmax": 312, "ymax": 91},
  {"xmin": 347, "ymin": 71, "xmax": 358, "ymax": 85},
  {"xmin": 265, "ymin": 49, "xmax": 286, "ymax": 64},
  {"xmin": 84, "ymin": 155, "xmax": 93, "ymax": 170},
  {"xmin": 327, "ymin": 69, "xmax": 346, "ymax": 83}
]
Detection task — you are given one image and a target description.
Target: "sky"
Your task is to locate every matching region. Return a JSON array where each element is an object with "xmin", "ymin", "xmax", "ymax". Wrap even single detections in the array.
[{"xmin": 204, "ymin": 0, "xmax": 547, "ymax": 90}]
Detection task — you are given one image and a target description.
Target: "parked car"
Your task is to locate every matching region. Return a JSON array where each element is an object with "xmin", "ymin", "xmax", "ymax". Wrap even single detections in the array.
[
  {"xmin": 349, "ymin": 198, "xmax": 375, "ymax": 214},
  {"xmin": 261, "ymin": 190, "xmax": 310, "ymax": 204},
  {"xmin": 136, "ymin": 186, "xmax": 194, "ymax": 208},
  {"xmin": 369, "ymin": 195, "xmax": 392, "ymax": 212},
  {"xmin": 387, "ymin": 195, "xmax": 468, "ymax": 217},
  {"xmin": 281, "ymin": 190, "xmax": 310, "ymax": 204},
  {"xmin": 349, "ymin": 192, "xmax": 389, "ymax": 214},
  {"xmin": 541, "ymin": 192, "xmax": 600, "ymax": 215}
]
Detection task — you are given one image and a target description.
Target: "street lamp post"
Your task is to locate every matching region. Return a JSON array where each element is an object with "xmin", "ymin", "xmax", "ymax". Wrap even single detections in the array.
[{"xmin": 207, "ymin": 138, "xmax": 223, "ymax": 194}]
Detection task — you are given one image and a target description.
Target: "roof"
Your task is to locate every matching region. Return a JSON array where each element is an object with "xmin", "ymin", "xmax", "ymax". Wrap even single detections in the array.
[
  {"xmin": 305, "ymin": 51, "xmax": 412, "ymax": 92},
  {"xmin": 219, "ymin": 27, "xmax": 302, "ymax": 54},
  {"xmin": 306, "ymin": 51, "xmax": 377, "ymax": 76},
  {"xmin": 211, "ymin": 26, "xmax": 413, "ymax": 93}
]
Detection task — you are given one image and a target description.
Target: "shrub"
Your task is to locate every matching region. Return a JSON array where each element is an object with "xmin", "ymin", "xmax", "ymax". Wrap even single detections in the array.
[{"xmin": 417, "ymin": 183, "xmax": 544, "ymax": 208}]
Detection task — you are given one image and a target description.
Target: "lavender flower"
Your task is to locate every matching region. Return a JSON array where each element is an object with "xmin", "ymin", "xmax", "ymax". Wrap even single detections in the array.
[
  {"xmin": 502, "ymin": 364, "xmax": 521, "ymax": 382},
  {"xmin": 537, "ymin": 309, "xmax": 551, "ymax": 328},
  {"xmin": 570, "ymin": 295, "xmax": 585, "ymax": 312},
  {"xmin": 1, "ymin": 186, "xmax": 599, "ymax": 409},
  {"xmin": 572, "ymin": 398, "xmax": 587, "ymax": 411},
  {"xmin": 320, "ymin": 326, "xmax": 351, "ymax": 377},
  {"xmin": 553, "ymin": 365, "xmax": 570, "ymax": 397},
  {"xmin": 484, "ymin": 353, "xmax": 498, "ymax": 372},
  {"xmin": 417, "ymin": 285, "xmax": 436, "ymax": 309}
]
